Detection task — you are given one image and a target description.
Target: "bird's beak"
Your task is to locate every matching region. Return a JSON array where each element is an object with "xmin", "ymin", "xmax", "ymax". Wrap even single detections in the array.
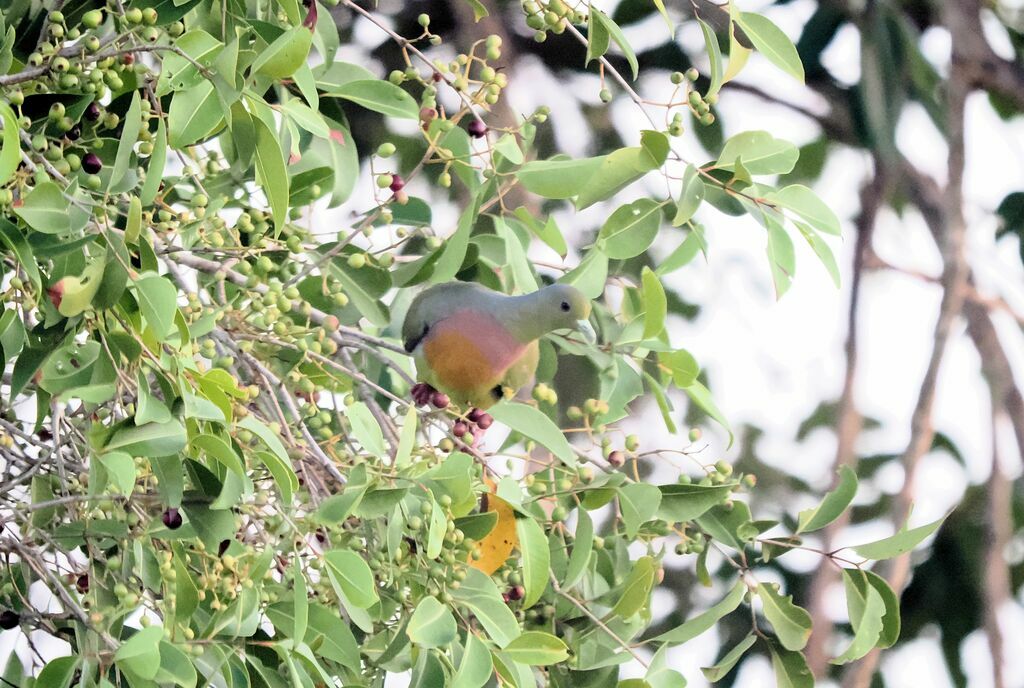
[{"xmin": 575, "ymin": 319, "xmax": 597, "ymax": 345}]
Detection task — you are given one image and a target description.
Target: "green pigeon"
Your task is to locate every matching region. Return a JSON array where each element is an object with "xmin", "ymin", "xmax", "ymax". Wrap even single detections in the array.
[{"xmin": 402, "ymin": 281, "xmax": 596, "ymax": 411}]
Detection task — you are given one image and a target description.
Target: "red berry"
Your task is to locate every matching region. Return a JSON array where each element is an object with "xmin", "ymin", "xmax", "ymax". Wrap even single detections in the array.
[
  {"xmin": 432, "ymin": 71, "xmax": 442, "ymax": 82},
  {"xmin": 468, "ymin": 119, "xmax": 487, "ymax": 138},
  {"xmin": 430, "ymin": 391, "xmax": 449, "ymax": 409},
  {"xmin": 122, "ymin": 53, "xmax": 135, "ymax": 65},
  {"xmin": 476, "ymin": 413, "xmax": 493, "ymax": 430},
  {"xmin": 162, "ymin": 507, "xmax": 182, "ymax": 529},
  {"xmin": 453, "ymin": 421, "xmax": 469, "ymax": 437},
  {"xmin": 507, "ymin": 585, "xmax": 525, "ymax": 601},
  {"xmin": 47, "ymin": 281, "xmax": 64, "ymax": 309},
  {"xmin": 608, "ymin": 451, "xmax": 625, "ymax": 467},
  {"xmin": 82, "ymin": 153, "xmax": 102, "ymax": 174},
  {"xmin": 389, "ymin": 175, "xmax": 405, "ymax": 192}
]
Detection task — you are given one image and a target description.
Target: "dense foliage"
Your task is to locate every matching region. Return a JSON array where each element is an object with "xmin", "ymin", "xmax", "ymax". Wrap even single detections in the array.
[{"xmin": 0, "ymin": 1, "xmax": 966, "ymax": 687}]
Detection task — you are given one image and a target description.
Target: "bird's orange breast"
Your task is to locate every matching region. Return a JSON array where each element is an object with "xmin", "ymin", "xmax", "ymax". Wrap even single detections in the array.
[{"xmin": 421, "ymin": 309, "xmax": 527, "ymax": 394}]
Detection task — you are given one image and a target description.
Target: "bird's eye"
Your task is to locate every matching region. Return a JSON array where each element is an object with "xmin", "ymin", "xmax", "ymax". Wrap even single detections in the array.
[{"xmin": 560, "ymin": 301, "xmax": 571, "ymax": 312}]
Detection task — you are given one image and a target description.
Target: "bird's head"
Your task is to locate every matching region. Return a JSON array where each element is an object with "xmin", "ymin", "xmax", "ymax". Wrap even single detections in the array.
[{"xmin": 543, "ymin": 284, "xmax": 596, "ymax": 344}]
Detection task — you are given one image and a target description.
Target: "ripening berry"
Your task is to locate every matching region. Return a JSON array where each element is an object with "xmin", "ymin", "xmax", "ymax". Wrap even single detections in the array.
[
  {"xmin": 468, "ymin": 119, "xmax": 487, "ymax": 138},
  {"xmin": 82, "ymin": 153, "xmax": 102, "ymax": 174},
  {"xmin": 476, "ymin": 413, "xmax": 493, "ymax": 430},
  {"xmin": 162, "ymin": 507, "xmax": 183, "ymax": 529},
  {"xmin": 389, "ymin": 175, "xmax": 405, "ymax": 192},
  {"xmin": 607, "ymin": 451, "xmax": 625, "ymax": 467},
  {"xmin": 431, "ymin": 391, "xmax": 449, "ymax": 409},
  {"xmin": 453, "ymin": 421, "xmax": 469, "ymax": 437},
  {"xmin": 688, "ymin": 428, "xmax": 702, "ymax": 442}
]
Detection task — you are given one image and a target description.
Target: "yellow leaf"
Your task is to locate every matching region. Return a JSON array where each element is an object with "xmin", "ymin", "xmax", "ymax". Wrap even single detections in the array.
[{"xmin": 469, "ymin": 478, "xmax": 519, "ymax": 575}]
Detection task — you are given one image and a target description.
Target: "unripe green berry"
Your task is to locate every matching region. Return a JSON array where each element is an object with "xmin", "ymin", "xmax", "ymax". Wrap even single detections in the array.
[
  {"xmin": 599, "ymin": 88, "xmax": 612, "ymax": 103},
  {"xmin": 377, "ymin": 142, "xmax": 396, "ymax": 157},
  {"xmin": 418, "ymin": 13, "xmax": 430, "ymax": 26}
]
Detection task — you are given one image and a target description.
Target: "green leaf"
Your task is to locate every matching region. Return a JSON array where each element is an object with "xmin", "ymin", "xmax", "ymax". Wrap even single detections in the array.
[
  {"xmin": 489, "ymin": 401, "xmax": 575, "ymax": 467},
  {"xmin": 323, "ymin": 549, "xmax": 379, "ymax": 608},
  {"xmin": 346, "ymin": 401, "xmax": 387, "ymax": 457},
  {"xmin": 701, "ymin": 633, "xmax": 756, "ymax": 681},
  {"xmin": 253, "ymin": 25, "xmax": 313, "ymax": 78},
  {"xmin": 586, "ymin": 8, "xmax": 610, "ymax": 64},
  {"xmin": 717, "ymin": 131, "xmax": 799, "ymax": 175},
  {"xmin": 561, "ymin": 249, "xmax": 608, "ymax": 299},
  {"xmin": 619, "ymin": 483, "xmax": 661, "ymax": 539},
  {"xmin": 766, "ymin": 220, "xmax": 796, "ymax": 299},
  {"xmin": 652, "ymin": 579, "xmax": 746, "ymax": 644},
  {"xmin": 407, "ymin": 596, "xmax": 458, "ymax": 648},
  {"xmin": 155, "ymin": 642, "xmax": 197, "ymax": 687},
  {"xmin": 0, "ymin": 218, "xmax": 41, "ymax": 294},
  {"xmin": 107, "ymin": 419, "xmax": 186, "ymax": 457},
  {"xmin": 830, "ymin": 571, "xmax": 885, "ymax": 664},
  {"xmin": 494, "ymin": 133, "xmax": 524, "ymax": 165},
  {"xmin": 134, "ymin": 273, "xmax": 178, "ymax": 341},
  {"xmin": 852, "ymin": 514, "xmax": 945, "ymax": 560},
  {"xmin": 0, "ymin": 102, "xmax": 20, "ymax": 184},
  {"xmin": 109, "ymin": 91, "xmax": 141, "ymax": 190},
  {"xmin": 168, "ymin": 80, "xmax": 224, "ymax": 147},
  {"xmin": 698, "ymin": 19, "xmax": 724, "ymax": 98},
  {"xmin": 672, "ymin": 165, "xmax": 706, "ymax": 226},
  {"xmin": 427, "ymin": 495, "xmax": 447, "ymax": 559},
  {"xmin": 641, "ymin": 267, "xmax": 667, "ymax": 340},
  {"xmin": 99, "ymin": 451, "xmax": 136, "ymax": 497},
  {"xmin": 685, "ymin": 380, "xmax": 732, "ymax": 445},
  {"xmin": 515, "ymin": 156, "xmax": 605, "ymax": 199},
  {"xmin": 656, "ymin": 482, "xmax": 733, "ymax": 523},
  {"xmin": 842, "ymin": 569, "xmax": 900, "ymax": 649},
  {"xmin": 394, "ymin": 406, "xmax": 417, "ymax": 468},
  {"xmin": 253, "ymin": 115, "xmax": 289, "ymax": 232},
  {"xmin": 452, "ymin": 633, "xmax": 493, "ymax": 688},
  {"xmin": 769, "ymin": 644, "xmax": 814, "ymax": 688},
  {"xmin": 758, "ymin": 583, "xmax": 812, "ymax": 651},
  {"xmin": 138, "ymin": 118, "xmax": 167, "ymax": 207},
  {"xmin": 796, "ymin": 221, "xmax": 841, "ymax": 288},
  {"xmin": 770, "ymin": 185, "xmax": 840, "ymax": 235},
  {"xmin": 329, "ymin": 80, "xmax": 419, "ymax": 119},
  {"xmin": 14, "ymin": 182, "xmax": 69, "ymax": 234},
  {"xmin": 502, "ymin": 631, "xmax": 569, "ymax": 666},
  {"xmin": 191, "ymin": 433, "xmax": 246, "ymax": 477},
  {"xmin": 431, "ymin": 193, "xmax": 481, "ymax": 283},
  {"xmin": 796, "ymin": 465, "xmax": 857, "ymax": 533},
  {"xmin": 598, "ymin": 199, "xmax": 664, "ymax": 259},
  {"xmin": 451, "ymin": 567, "xmax": 521, "ymax": 648},
  {"xmin": 114, "ymin": 625, "xmax": 163, "ymax": 680},
  {"xmin": 576, "ymin": 147, "xmax": 660, "ymax": 210},
  {"xmin": 736, "ymin": 12, "xmax": 805, "ymax": 83},
  {"xmin": 590, "ymin": 9, "xmax": 638, "ymax": 79},
  {"xmin": 515, "ymin": 516, "xmax": 550, "ymax": 609},
  {"xmin": 562, "ymin": 507, "xmax": 593, "ymax": 589},
  {"xmin": 36, "ymin": 656, "xmax": 78, "ymax": 688},
  {"xmin": 611, "ymin": 555, "xmax": 657, "ymax": 619},
  {"xmin": 282, "ymin": 99, "xmax": 331, "ymax": 139}
]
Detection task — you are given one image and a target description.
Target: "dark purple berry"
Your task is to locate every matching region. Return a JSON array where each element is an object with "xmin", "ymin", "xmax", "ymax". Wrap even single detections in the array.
[
  {"xmin": 66, "ymin": 125, "xmax": 81, "ymax": 141},
  {"xmin": 468, "ymin": 119, "xmax": 487, "ymax": 138},
  {"xmin": 453, "ymin": 421, "xmax": 469, "ymax": 437},
  {"xmin": 468, "ymin": 408, "xmax": 484, "ymax": 423},
  {"xmin": 76, "ymin": 574, "xmax": 89, "ymax": 593},
  {"xmin": 507, "ymin": 585, "xmax": 525, "ymax": 601},
  {"xmin": 389, "ymin": 175, "xmax": 405, "ymax": 192},
  {"xmin": 430, "ymin": 391, "xmax": 449, "ymax": 409},
  {"xmin": 162, "ymin": 507, "xmax": 182, "ymax": 529},
  {"xmin": 218, "ymin": 539, "xmax": 230, "ymax": 556},
  {"xmin": 0, "ymin": 611, "xmax": 19, "ymax": 630},
  {"xmin": 85, "ymin": 102, "xmax": 101, "ymax": 121},
  {"xmin": 82, "ymin": 153, "xmax": 102, "ymax": 174},
  {"xmin": 476, "ymin": 413, "xmax": 493, "ymax": 430}
]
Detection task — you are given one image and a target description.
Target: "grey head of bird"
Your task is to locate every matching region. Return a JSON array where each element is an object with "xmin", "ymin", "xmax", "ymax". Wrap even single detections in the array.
[{"xmin": 502, "ymin": 283, "xmax": 597, "ymax": 344}]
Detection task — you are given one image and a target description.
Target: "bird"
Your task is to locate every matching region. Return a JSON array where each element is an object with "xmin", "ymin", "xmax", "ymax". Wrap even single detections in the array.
[{"xmin": 401, "ymin": 281, "xmax": 596, "ymax": 411}]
